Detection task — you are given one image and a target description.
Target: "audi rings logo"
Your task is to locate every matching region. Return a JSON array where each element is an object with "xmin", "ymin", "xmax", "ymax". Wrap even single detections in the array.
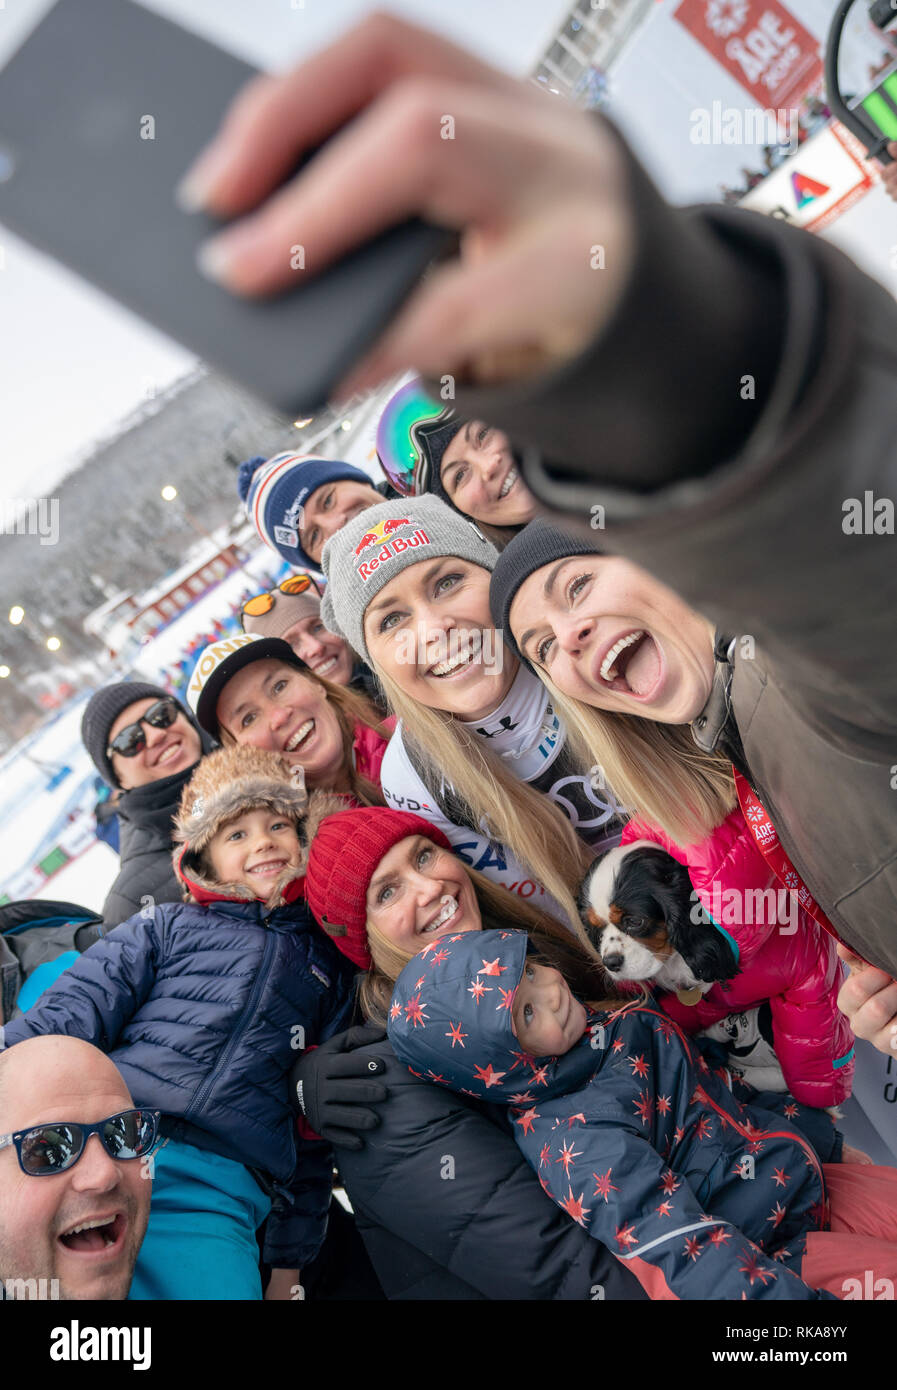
[
  {"xmin": 547, "ymin": 775, "xmax": 621, "ymax": 832},
  {"xmin": 705, "ymin": 0, "xmax": 748, "ymax": 37}
]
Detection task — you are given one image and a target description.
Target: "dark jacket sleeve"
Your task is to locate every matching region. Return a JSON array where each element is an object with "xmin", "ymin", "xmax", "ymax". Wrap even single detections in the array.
[
  {"xmin": 263, "ymin": 946, "xmax": 358, "ymax": 1270},
  {"xmin": 100, "ymin": 854, "xmax": 181, "ymax": 928},
  {"xmin": 445, "ymin": 118, "xmax": 897, "ymax": 743},
  {"xmin": 263, "ymin": 1131, "xmax": 335, "ymax": 1272},
  {"xmin": 337, "ymin": 1040, "xmax": 646, "ymax": 1301},
  {"xmin": 0, "ymin": 911, "xmax": 161, "ymax": 1052}
]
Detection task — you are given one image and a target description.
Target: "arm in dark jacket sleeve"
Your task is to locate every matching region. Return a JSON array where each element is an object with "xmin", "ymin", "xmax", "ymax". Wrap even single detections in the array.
[
  {"xmin": 0, "ymin": 910, "xmax": 163, "ymax": 1052},
  {"xmin": 446, "ymin": 120, "xmax": 897, "ymax": 729},
  {"xmin": 100, "ymin": 858, "xmax": 181, "ymax": 928},
  {"xmin": 262, "ymin": 940, "xmax": 359, "ymax": 1268},
  {"xmin": 337, "ymin": 1041, "xmax": 645, "ymax": 1301},
  {"xmin": 100, "ymin": 879, "xmax": 141, "ymax": 929},
  {"xmin": 262, "ymin": 1130, "xmax": 335, "ymax": 1272}
]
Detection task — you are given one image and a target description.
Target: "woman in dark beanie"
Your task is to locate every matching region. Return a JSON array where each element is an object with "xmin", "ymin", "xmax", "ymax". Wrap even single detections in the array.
[
  {"xmin": 81, "ymin": 683, "xmax": 212, "ymax": 926},
  {"xmin": 375, "ymin": 380, "xmax": 538, "ymax": 549},
  {"xmin": 490, "ymin": 520, "xmax": 896, "ymax": 1059}
]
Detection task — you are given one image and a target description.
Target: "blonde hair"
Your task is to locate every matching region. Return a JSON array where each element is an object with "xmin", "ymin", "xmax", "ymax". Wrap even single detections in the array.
[
  {"xmin": 376, "ymin": 666, "xmax": 595, "ymax": 935},
  {"xmin": 543, "ymin": 676, "xmax": 736, "ymax": 847},
  {"xmin": 218, "ymin": 665, "xmax": 389, "ymax": 808},
  {"xmin": 359, "ymin": 861, "xmax": 621, "ymax": 1025}
]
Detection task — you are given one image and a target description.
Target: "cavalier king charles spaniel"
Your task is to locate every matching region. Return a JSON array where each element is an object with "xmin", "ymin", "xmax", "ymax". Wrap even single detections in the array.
[{"xmin": 579, "ymin": 841, "xmax": 739, "ymax": 1003}]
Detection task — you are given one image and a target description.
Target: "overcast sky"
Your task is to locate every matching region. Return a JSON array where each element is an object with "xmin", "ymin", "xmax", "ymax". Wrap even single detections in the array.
[{"xmin": 0, "ymin": 0, "xmax": 571, "ymax": 506}]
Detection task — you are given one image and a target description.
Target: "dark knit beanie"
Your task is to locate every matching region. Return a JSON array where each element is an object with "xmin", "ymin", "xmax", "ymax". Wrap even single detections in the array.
[
  {"xmin": 416, "ymin": 414, "xmax": 467, "ymax": 503},
  {"xmin": 489, "ymin": 519, "xmax": 603, "ymax": 663},
  {"xmin": 305, "ymin": 807, "xmax": 453, "ymax": 970},
  {"xmin": 81, "ymin": 682, "xmax": 184, "ymax": 788}
]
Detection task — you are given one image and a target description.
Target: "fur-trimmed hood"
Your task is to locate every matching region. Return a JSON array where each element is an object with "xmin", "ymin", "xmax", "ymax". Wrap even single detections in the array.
[{"xmin": 172, "ymin": 745, "xmax": 349, "ymax": 906}]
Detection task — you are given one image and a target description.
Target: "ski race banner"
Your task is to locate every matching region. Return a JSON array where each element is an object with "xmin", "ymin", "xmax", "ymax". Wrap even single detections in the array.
[
  {"xmin": 674, "ymin": 0, "xmax": 822, "ymax": 112},
  {"xmin": 739, "ymin": 119, "xmax": 877, "ymax": 229}
]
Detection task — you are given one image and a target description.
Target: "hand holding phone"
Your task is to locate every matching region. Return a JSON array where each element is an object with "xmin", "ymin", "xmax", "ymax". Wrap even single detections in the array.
[
  {"xmin": 0, "ymin": 0, "xmax": 451, "ymax": 414},
  {"xmin": 170, "ymin": 11, "xmax": 636, "ymax": 399}
]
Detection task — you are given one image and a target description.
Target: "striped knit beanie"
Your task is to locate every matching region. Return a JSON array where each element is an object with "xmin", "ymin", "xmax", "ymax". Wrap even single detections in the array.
[{"xmin": 238, "ymin": 452, "xmax": 374, "ymax": 570}]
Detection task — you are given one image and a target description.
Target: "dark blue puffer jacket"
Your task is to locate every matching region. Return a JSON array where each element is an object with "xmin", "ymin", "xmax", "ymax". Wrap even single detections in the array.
[{"xmin": 0, "ymin": 892, "xmax": 357, "ymax": 1268}]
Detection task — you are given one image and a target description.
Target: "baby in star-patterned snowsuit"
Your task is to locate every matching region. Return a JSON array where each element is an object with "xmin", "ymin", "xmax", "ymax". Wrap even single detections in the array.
[{"xmin": 388, "ymin": 928, "xmax": 897, "ymax": 1301}]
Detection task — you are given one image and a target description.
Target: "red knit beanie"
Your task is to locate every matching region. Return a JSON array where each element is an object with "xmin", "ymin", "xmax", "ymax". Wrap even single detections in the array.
[{"xmin": 306, "ymin": 807, "xmax": 453, "ymax": 970}]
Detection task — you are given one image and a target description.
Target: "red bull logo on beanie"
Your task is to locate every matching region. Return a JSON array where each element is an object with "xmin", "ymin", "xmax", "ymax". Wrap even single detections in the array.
[
  {"xmin": 354, "ymin": 517, "xmax": 412, "ymax": 556},
  {"xmin": 356, "ymin": 519, "xmax": 431, "ymax": 580}
]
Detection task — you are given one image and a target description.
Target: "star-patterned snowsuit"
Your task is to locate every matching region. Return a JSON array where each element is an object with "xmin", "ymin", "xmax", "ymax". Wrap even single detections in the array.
[{"xmin": 387, "ymin": 929, "xmax": 845, "ymax": 1301}]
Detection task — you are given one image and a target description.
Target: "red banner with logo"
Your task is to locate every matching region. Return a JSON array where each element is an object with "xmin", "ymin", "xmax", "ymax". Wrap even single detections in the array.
[{"xmin": 674, "ymin": 0, "xmax": 822, "ymax": 110}]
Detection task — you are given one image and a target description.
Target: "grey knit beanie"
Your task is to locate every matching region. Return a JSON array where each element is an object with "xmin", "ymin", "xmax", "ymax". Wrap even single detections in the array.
[
  {"xmin": 489, "ymin": 519, "xmax": 603, "ymax": 664},
  {"xmin": 320, "ymin": 495, "xmax": 499, "ymax": 663}
]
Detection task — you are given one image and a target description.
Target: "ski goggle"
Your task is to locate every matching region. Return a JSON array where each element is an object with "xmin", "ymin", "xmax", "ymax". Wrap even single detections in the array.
[
  {"xmin": 106, "ymin": 697, "xmax": 180, "ymax": 759},
  {"xmin": 0, "ymin": 1108, "xmax": 160, "ymax": 1177},
  {"xmin": 375, "ymin": 379, "xmax": 449, "ymax": 496},
  {"xmin": 241, "ymin": 573, "xmax": 321, "ymax": 621}
]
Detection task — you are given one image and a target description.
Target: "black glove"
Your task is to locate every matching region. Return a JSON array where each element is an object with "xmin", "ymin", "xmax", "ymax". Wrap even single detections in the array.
[{"xmin": 290, "ymin": 1025, "xmax": 388, "ymax": 1151}]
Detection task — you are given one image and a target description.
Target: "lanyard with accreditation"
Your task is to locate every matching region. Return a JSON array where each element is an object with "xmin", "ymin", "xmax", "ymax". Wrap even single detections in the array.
[{"xmin": 732, "ymin": 767, "xmax": 873, "ymax": 969}]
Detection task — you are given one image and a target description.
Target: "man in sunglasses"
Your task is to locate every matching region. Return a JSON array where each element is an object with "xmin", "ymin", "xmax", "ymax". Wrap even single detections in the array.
[
  {"xmin": 81, "ymin": 683, "xmax": 213, "ymax": 926},
  {"xmin": 0, "ymin": 1035, "xmax": 152, "ymax": 1300}
]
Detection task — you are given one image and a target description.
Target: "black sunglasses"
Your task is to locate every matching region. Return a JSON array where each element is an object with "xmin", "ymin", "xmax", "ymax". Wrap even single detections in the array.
[
  {"xmin": 0, "ymin": 1108, "xmax": 160, "ymax": 1177},
  {"xmin": 106, "ymin": 698, "xmax": 180, "ymax": 759}
]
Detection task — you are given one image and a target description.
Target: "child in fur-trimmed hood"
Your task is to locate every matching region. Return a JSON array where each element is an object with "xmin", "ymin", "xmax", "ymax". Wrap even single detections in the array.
[
  {"xmin": 172, "ymin": 743, "xmax": 345, "ymax": 908},
  {"xmin": 0, "ymin": 746, "xmax": 358, "ymax": 1301}
]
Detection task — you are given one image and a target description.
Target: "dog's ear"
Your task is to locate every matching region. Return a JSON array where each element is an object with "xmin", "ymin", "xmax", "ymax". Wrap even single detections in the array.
[
  {"xmin": 651, "ymin": 860, "xmax": 696, "ymax": 951},
  {"xmin": 655, "ymin": 861, "xmax": 739, "ymax": 983},
  {"xmin": 679, "ymin": 921, "xmax": 739, "ymax": 983}
]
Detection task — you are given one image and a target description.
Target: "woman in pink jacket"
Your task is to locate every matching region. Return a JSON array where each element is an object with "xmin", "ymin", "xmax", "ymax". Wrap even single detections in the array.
[{"xmin": 620, "ymin": 809, "xmax": 855, "ymax": 1109}]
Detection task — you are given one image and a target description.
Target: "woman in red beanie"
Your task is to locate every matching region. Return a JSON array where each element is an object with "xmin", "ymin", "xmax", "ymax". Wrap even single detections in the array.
[
  {"xmin": 303, "ymin": 803, "xmax": 611, "ymax": 1023},
  {"xmin": 293, "ymin": 800, "xmax": 647, "ymax": 1302}
]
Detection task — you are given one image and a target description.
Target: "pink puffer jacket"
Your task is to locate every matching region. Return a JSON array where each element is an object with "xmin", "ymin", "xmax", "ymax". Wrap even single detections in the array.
[{"xmin": 621, "ymin": 809, "xmax": 855, "ymax": 1107}]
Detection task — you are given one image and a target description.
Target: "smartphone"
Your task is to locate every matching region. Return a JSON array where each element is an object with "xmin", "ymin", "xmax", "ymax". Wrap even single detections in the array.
[{"xmin": 0, "ymin": 0, "xmax": 453, "ymax": 414}]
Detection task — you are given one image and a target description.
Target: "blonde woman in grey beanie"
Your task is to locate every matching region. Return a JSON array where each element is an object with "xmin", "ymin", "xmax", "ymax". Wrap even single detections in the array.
[{"xmin": 320, "ymin": 495, "xmax": 624, "ymax": 935}]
